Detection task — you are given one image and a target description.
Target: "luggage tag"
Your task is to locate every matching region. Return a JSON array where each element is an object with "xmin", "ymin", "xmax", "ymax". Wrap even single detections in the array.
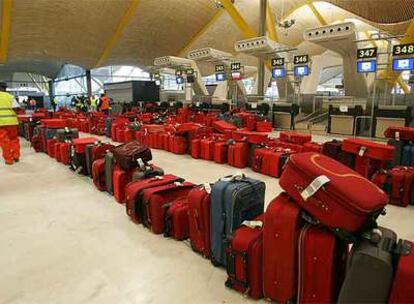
[
  {"xmin": 301, "ymin": 175, "xmax": 330, "ymax": 201},
  {"xmin": 395, "ymin": 131, "xmax": 400, "ymax": 141},
  {"xmin": 203, "ymin": 183, "xmax": 212, "ymax": 194},
  {"xmin": 137, "ymin": 158, "xmax": 145, "ymax": 170},
  {"xmin": 242, "ymin": 220, "xmax": 263, "ymax": 229},
  {"xmin": 358, "ymin": 146, "xmax": 367, "ymax": 157}
]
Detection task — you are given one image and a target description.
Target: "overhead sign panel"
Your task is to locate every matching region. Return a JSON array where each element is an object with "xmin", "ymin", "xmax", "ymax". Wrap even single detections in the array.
[
  {"xmin": 357, "ymin": 47, "xmax": 377, "ymax": 59},
  {"xmin": 293, "ymin": 55, "xmax": 309, "ymax": 65},
  {"xmin": 215, "ymin": 64, "xmax": 225, "ymax": 72},
  {"xmin": 271, "ymin": 58, "xmax": 285, "ymax": 67},
  {"xmin": 231, "ymin": 62, "xmax": 241, "ymax": 71},
  {"xmin": 393, "ymin": 43, "xmax": 414, "ymax": 56}
]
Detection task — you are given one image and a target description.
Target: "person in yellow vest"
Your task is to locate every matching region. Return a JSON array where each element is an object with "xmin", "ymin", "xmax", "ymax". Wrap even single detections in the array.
[
  {"xmin": 90, "ymin": 95, "xmax": 97, "ymax": 111},
  {"xmin": 0, "ymin": 82, "xmax": 20, "ymax": 165}
]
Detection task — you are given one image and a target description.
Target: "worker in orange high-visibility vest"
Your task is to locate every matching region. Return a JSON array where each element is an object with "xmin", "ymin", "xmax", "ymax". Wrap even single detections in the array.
[
  {"xmin": 98, "ymin": 93, "xmax": 110, "ymax": 115},
  {"xmin": 0, "ymin": 82, "xmax": 20, "ymax": 165}
]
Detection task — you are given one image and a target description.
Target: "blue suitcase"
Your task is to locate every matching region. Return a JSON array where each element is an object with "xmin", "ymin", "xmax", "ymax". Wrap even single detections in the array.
[
  {"xmin": 401, "ymin": 145, "xmax": 414, "ymax": 166},
  {"xmin": 210, "ymin": 174, "xmax": 265, "ymax": 266}
]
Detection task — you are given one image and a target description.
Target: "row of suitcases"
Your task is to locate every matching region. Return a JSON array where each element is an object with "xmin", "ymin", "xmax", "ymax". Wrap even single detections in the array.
[{"xmin": 23, "ymin": 118, "xmax": 413, "ymax": 302}]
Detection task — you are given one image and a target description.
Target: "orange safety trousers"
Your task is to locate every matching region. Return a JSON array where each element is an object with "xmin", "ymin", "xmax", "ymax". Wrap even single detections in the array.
[{"xmin": 0, "ymin": 126, "xmax": 20, "ymax": 164}]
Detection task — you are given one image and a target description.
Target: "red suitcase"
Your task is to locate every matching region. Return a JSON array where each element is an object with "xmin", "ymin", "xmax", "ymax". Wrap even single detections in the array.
[
  {"xmin": 342, "ymin": 138, "xmax": 395, "ymax": 161},
  {"xmin": 280, "ymin": 131, "xmax": 311, "ymax": 145},
  {"xmin": 255, "ymin": 120, "xmax": 272, "ymax": 132},
  {"xmin": 125, "ymin": 175, "xmax": 184, "ymax": 223},
  {"xmin": 232, "ymin": 130, "xmax": 269, "ymax": 145},
  {"xmin": 279, "ymin": 153, "xmax": 389, "ymax": 237},
  {"xmin": 113, "ymin": 166, "xmax": 134, "ymax": 204},
  {"xmin": 228, "ymin": 142, "xmax": 249, "ymax": 168},
  {"xmin": 47, "ymin": 139, "xmax": 58, "ymax": 158},
  {"xmin": 41, "ymin": 119, "xmax": 66, "ymax": 129},
  {"xmin": 303, "ymin": 141, "xmax": 323, "ymax": 153},
  {"xmin": 55, "ymin": 143, "xmax": 63, "ymax": 162},
  {"xmin": 354, "ymin": 156, "xmax": 387, "ymax": 179},
  {"xmin": 92, "ymin": 158, "xmax": 106, "ymax": 191},
  {"xmin": 200, "ymin": 138, "xmax": 215, "ymax": 161},
  {"xmin": 214, "ymin": 141, "xmax": 228, "ymax": 164},
  {"xmin": 253, "ymin": 148, "xmax": 292, "ymax": 178},
  {"xmin": 170, "ymin": 135, "xmax": 187, "ymax": 154},
  {"xmin": 384, "ymin": 126, "xmax": 414, "ymax": 141},
  {"xmin": 116, "ymin": 128, "xmax": 126, "ymax": 143},
  {"xmin": 60, "ymin": 142, "xmax": 71, "ymax": 165},
  {"xmin": 190, "ymin": 139, "xmax": 201, "ymax": 159},
  {"xmin": 272, "ymin": 140, "xmax": 304, "ymax": 153},
  {"xmin": 388, "ymin": 240, "xmax": 414, "ymax": 303},
  {"xmin": 212, "ymin": 120, "xmax": 237, "ymax": 133},
  {"xmin": 263, "ymin": 193, "xmax": 303, "ymax": 303},
  {"xmin": 246, "ymin": 116, "xmax": 256, "ymax": 131},
  {"xmin": 225, "ymin": 215, "xmax": 264, "ymax": 299},
  {"xmin": 188, "ymin": 185, "xmax": 211, "ymax": 257},
  {"xmin": 124, "ymin": 129, "xmax": 134, "ymax": 143},
  {"xmin": 298, "ymin": 224, "xmax": 347, "ymax": 303},
  {"xmin": 142, "ymin": 182, "xmax": 194, "ymax": 234},
  {"xmin": 164, "ymin": 196, "xmax": 190, "ymax": 240}
]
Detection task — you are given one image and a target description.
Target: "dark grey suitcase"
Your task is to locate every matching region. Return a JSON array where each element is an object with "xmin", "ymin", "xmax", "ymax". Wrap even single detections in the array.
[
  {"xmin": 210, "ymin": 174, "xmax": 265, "ymax": 266},
  {"xmin": 105, "ymin": 152, "xmax": 115, "ymax": 194},
  {"xmin": 56, "ymin": 128, "xmax": 79, "ymax": 142},
  {"xmin": 85, "ymin": 144, "xmax": 94, "ymax": 178},
  {"xmin": 388, "ymin": 139, "xmax": 404, "ymax": 167},
  {"xmin": 337, "ymin": 227, "xmax": 396, "ymax": 304},
  {"xmin": 105, "ymin": 118, "xmax": 113, "ymax": 138}
]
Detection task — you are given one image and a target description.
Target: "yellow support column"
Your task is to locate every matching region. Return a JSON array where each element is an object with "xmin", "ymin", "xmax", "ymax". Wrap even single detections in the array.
[
  {"xmin": 220, "ymin": 0, "xmax": 257, "ymax": 39},
  {"xmin": 95, "ymin": 0, "xmax": 140, "ymax": 67},
  {"xmin": 266, "ymin": 3, "xmax": 278, "ymax": 42},
  {"xmin": 0, "ymin": 0, "xmax": 12, "ymax": 63},
  {"xmin": 178, "ymin": 10, "xmax": 224, "ymax": 57},
  {"xmin": 304, "ymin": 0, "xmax": 327, "ymax": 26}
]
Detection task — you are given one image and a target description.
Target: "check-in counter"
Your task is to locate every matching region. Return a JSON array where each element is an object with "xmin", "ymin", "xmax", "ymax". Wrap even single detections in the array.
[
  {"xmin": 373, "ymin": 105, "xmax": 411, "ymax": 138},
  {"xmin": 328, "ymin": 104, "xmax": 363, "ymax": 136},
  {"xmin": 272, "ymin": 103, "xmax": 300, "ymax": 130},
  {"xmin": 330, "ymin": 115, "xmax": 355, "ymax": 135}
]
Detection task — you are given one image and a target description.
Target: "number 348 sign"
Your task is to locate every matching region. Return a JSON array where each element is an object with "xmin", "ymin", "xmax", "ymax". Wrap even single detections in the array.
[{"xmin": 393, "ymin": 44, "xmax": 414, "ymax": 56}]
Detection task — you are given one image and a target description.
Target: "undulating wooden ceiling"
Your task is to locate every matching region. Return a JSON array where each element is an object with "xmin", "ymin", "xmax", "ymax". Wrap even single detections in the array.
[{"xmin": 0, "ymin": 0, "xmax": 412, "ymax": 78}]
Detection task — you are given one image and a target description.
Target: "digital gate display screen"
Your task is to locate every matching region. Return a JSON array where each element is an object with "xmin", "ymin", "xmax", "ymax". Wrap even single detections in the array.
[
  {"xmin": 357, "ymin": 60, "xmax": 377, "ymax": 73},
  {"xmin": 392, "ymin": 58, "xmax": 414, "ymax": 71},
  {"xmin": 272, "ymin": 68, "xmax": 286, "ymax": 78},
  {"xmin": 231, "ymin": 72, "xmax": 242, "ymax": 81},
  {"xmin": 294, "ymin": 65, "xmax": 309, "ymax": 77},
  {"xmin": 216, "ymin": 73, "xmax": 226, "ymax": 81},
  {"xmin": 176, "ymin": 76, "xmax": 184, "ymax": 84}
]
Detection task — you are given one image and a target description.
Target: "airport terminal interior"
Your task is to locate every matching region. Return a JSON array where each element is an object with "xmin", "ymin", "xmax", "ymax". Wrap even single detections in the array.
[{"xmin": 2, "ymin": 0, "xmax": 414, "ymax": 303}]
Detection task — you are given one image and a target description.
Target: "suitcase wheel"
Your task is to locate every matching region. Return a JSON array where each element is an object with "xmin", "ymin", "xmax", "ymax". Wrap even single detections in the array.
[
  {"xmin": 210, "ymin": 256, "xmax": 221, "ymax": 267},
  {"xmin": 224, "ymin": 279, "xmax": 232, "ymax": 289}
]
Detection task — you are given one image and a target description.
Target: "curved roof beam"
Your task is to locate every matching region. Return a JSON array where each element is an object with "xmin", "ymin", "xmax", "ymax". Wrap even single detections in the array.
[
  {"xmin": 0, "ymin": 0, "xmax": 12, "ymax": 63},
  {"xmin": 95, "ymin": 0, "xmax": 141, "ymax": 68}
]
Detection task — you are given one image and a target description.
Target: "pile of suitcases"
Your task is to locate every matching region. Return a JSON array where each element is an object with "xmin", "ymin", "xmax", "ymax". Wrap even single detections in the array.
[{"xmin": 18, "ymin": 109, "xmax": 414, "ymax": 302}]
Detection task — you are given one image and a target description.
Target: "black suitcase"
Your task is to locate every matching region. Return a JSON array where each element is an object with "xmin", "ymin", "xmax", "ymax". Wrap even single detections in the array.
[
  {"xmin": 85, "ymin": 144, "xmax": 94, "ymax": 178},
  {"xmin": 56, "ymin": 128, "xmax": 79, "ymax": 142},
  {"xmin": 105, "ymin": 152, "xmax": 115, "ymax": 194},
  {"xmin": 337, "ymin": 227, "xmax": 396, "ymax": 303}
]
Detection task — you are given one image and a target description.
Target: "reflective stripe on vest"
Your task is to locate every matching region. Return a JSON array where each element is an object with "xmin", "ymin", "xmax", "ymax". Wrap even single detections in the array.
[{"xmin": 0, "ymin": 92, "xmax": 18, "ymax": 126}]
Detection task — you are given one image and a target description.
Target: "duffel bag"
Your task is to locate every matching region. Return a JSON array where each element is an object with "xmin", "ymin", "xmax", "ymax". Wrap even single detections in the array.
[
  {"xmin": 279, "ymin": 152, "xmax": 388, "ymax": 241},
  {"xmin": 112, "ymin": 140, "xmax": 152, "ymax": 170}
]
